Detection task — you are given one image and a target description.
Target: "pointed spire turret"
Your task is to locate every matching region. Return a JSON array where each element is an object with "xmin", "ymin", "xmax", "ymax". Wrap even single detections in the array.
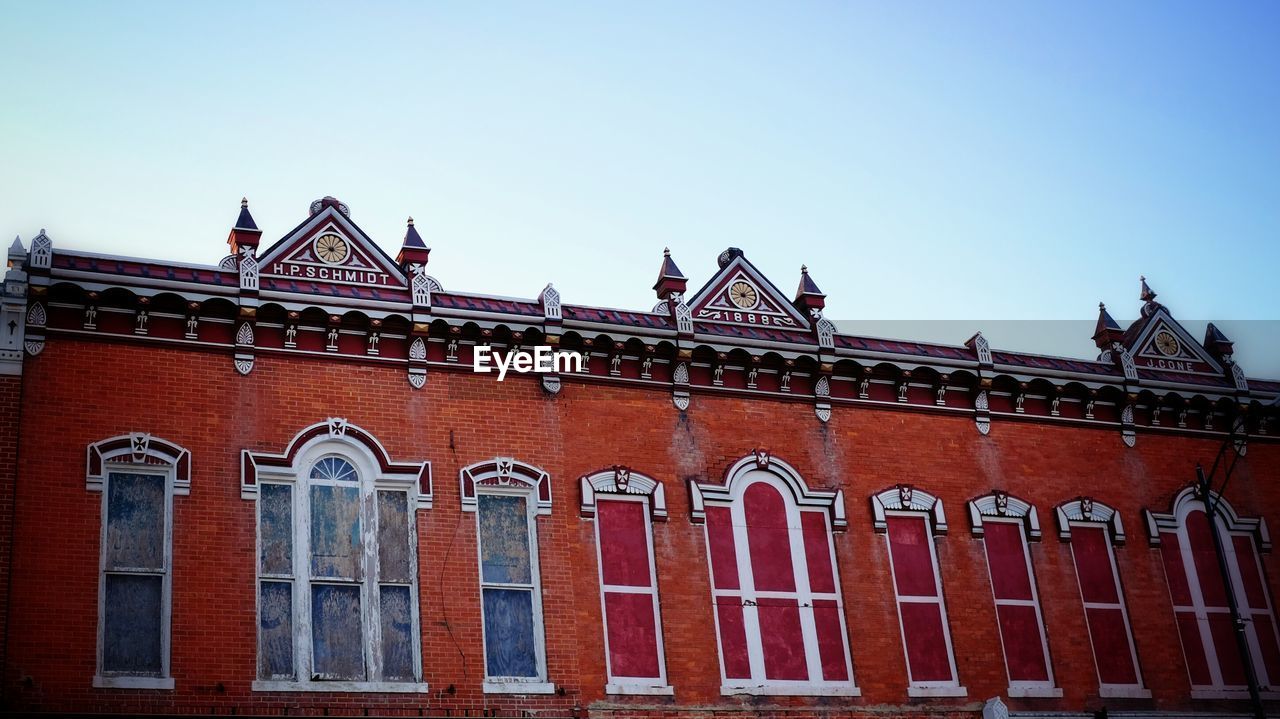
[
  {"xmin": 1203, "ymin": 322, "xmax": 1235, "ymax": 361},
  {"xmin": 653, "ymin": 247, "xmax": 688, "ymax": 299},
  {"xmin": 227, "ymin": 197, "xmax": 263, "ymax": 254},
  {"xmin": 1092, "ymin": 302, "xmax": 1123, "ymax": 348},
  {"xmin": 793, "ymin": 264, "xmax": 826, "ymax": 312},
  {"xmin": 397, "ymin": 216, "xmax": 431, "ymax": 267}
]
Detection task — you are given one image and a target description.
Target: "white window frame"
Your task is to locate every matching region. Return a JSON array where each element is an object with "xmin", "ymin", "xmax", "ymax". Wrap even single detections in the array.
[
  {"xmin": 978, "ymin": 515, "xmax": 1060, "ymax": 698},
  {"xmin": 882, "ymin": 510, "xmax": 966, "ymax": 698},
  {"xmin": 1063, "ymin": 517, "xmax": 1149, "ymax": 699},
  {"xmin": 94, "ymin": 465, "xmax": 175, "ymax": 690},
  {"xmin": 462, "ymin": 457, "xmax": 555, "ymax": 695},
  {"xmin": 691, "ymin": 453, "xmax": 859, "ymax": 697},
  {"xmin": 87, "ymin": 432, "xmax": 190, "ymax": 691},
  {"xmin": 581, "ymin": 467, "xmax": 672, "ymax": 695},
  {"xmin": 243, "ymin": 419, "xmax": 430, "ymax": 693}
]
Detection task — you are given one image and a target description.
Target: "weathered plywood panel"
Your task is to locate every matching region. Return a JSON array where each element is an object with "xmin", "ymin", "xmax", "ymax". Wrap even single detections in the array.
[
  {"xmin": 482, "ymin": 587, "xmax": 537, "ymax": 678},
  {"xmin": 259, "ymin": 484, "xmax": 293, "ymax": 576},
  {"xmin": 379, "ymin": 585, "xmax": 415, "ymax": 681},
  {"xmin": 103, "ymin": 573, "xmax": 162, "ymax": 674},
  {"xmin": 105, "ymin": 472, "xmax": 164, "ymax": 571},
  {"xmin": 310, "ymin": 584, "xmax": 365, "ymax": 680},
  {"xmin": 258, "ymin": 581, "xmax": 294, "ymax": 679},
  {"xmin": 478, "ymin": 495, "xmax": 531, "ymax": 585},
  {"xmin": 310, "ymin": 485, "xmax": 361, "ymax": 580},
  {"xmin": 377, "ymin": 491, "xmax": 411, "ymax": 584}
]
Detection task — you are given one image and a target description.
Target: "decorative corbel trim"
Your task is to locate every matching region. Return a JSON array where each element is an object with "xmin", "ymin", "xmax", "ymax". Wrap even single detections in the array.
[
  {"xmin": 814, "ymin": 373, "xmax": 832, "ymax": 423},
  {"xmin": 974, "ymin": 388, "xmax": 991, "ymax": 435},
  {"xmin": 1120, "ymin": 403, "xmax": 1136, "ymax": 447},
  {"xmin": 1055, "ymin": 497, "xmax": 1124, "ymax": 545},
  {"xmin": 871, "ymin": 484, "xmax": 947, "ymax": 535},
  {"xmin": 234, "ymin": 317, "xmax": 255, "ymax": 376},
  {"xmin": 87, "ymin": 433, "xmax": 192, "ymax": 496},
  {"xmin": 672, "ymin": 358, "xmax": 690, "ymax": 411},
  {"xmin": 968, "ymin": 490, "xmax": 1040, "ymax": 540},
  {"xmin": 579, "ymin": 466, "xmax": 667, "ymax": 521},
  {"xmin": 460, "ymin": 457, "xmax": 552, "ymax": 515}
]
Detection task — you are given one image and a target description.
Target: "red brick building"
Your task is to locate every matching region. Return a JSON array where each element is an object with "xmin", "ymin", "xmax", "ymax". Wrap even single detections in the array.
[{"xmin": 1, "ymin": 196, "xmax": 1278, "ymax": 718}]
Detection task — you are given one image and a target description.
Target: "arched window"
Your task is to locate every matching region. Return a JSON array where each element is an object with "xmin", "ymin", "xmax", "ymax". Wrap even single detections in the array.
[
  {"xmin": 690, "ymin": 452, "xmax": 857, "ymax": 696},
  {"xmin": 243, "ymin": 419, "xmax": 431, "ymax": 692},
  {"xmin": 1147, "ymin": 487, "xmax": 1280, "ymax": 698},
  {"xmin": 87, "ymin": 433, "xmax": 192, "ymax": 690}
]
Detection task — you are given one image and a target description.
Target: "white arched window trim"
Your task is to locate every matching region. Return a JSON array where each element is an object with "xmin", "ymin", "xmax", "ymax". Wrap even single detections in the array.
[
  {"xmin": 87, "ymin": 433, "xmax": 189, "ymax": 690},
  {"xmin": 1145, "ymin": 486, "xmax": 1280, "ymax": 699},
  {"xmin": 690, "ymin": 450, "xmax": 859, "ymax": 697},
  {"xmin": 242, "ymin": 418, "xmax": 430, "ymax": 693}
]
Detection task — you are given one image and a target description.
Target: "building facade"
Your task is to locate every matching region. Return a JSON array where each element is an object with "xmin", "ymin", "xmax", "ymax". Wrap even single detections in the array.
[{"xmin": 0, "ymin": 196, "xmax": 1278, "ymax": 718}]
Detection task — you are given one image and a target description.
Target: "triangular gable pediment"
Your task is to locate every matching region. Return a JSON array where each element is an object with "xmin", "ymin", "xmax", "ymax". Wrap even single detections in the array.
[
  {"xmin": 688, "ymin": 255, "xmax": 809, "ymax": 330},
  {"xmin": 258, "ymin": 206, "xmax": 407, "ymax": 290},
  {"xmin": 1126, "ymin": 308, "xmax": 1223, "ymax": 377}
]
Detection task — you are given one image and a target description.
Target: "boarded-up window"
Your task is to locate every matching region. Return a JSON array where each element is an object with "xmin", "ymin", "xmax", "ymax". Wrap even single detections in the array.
[
  {"xmin": 885, "ymin": 513, "xmax": 959, "ymax": 687},
  {"xmin": 981, "ymin": 520, "xmax": 1053, "ymax": 687},
  {"xmin": 703, "ymin": 475, "xmax": 854, "ymax": 690},
  {"xmin": 101, "ymin": 471, "xmax": 167, "ymax": 677},
  {"xmin": 595, "ymin": 498, "xmax": 666, "ymax": 687},
  {"xmin": 1068, "ymin": 524, "xmax": 1143, "ymax": 688},
  {"xmin": 477, "ymin": 493, "xmax": 544, "ymax": 679},
  {"xmin": 256, "ymin": 455, "xmax": 420, "ymax": 685},
  {"xmin": 1160, "ymin": 508, "xmax": 1280, "ymax": 691}
]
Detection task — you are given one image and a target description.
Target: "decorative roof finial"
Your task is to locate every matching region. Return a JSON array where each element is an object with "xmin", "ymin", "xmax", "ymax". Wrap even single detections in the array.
[
  {"xmin": 407, "ymin": 216, "xmax": 415, "ymax": 226},
  {"xmin": 663, "ymin": 247, "xmax": 670, "ymax": 257},
  {"xmin": 241, "ymin": 197, "xmax": 248, "ymax": 208}
]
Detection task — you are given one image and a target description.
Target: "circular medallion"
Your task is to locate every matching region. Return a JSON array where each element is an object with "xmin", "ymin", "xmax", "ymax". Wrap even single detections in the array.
[
  {"xmin": 314, "ymin": 233, "xmax": 349, "ymax": 265},
  {"xmin": 728, "ymin": 280, "xmax": 759, "ymax": 309},
  {"xmin": 1154, "ymin": 330, "xmax": 1180, "ymax": 357}
]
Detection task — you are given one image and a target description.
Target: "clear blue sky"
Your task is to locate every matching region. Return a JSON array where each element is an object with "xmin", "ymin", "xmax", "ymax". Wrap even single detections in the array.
[{"xmin": 3, "ymin": 2, "xmax": 1278, "ymax": 372}]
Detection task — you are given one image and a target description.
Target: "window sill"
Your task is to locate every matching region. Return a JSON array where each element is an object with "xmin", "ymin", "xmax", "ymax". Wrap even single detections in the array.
[
  {"xmin": 484, "ymin": 681, "xmax": 556, "ymax": 694},
  {"xmin": 93, "ymin": 676, "xmax": 174, "ymax": 690},
  {"xmin": 1191, "ymin": 688, "xmax": 1280, "ymax": 700},
  {"xmin": 1099, "ymin": 686, "xmax": 1152, "ymax": 699},
  {"xmin": 607, "ymin": 683, "xmax": 674, "ymax": 695},
  {"xmin": 721, "ymin": 683, "xmax": 861, "ymax": 697},
  {"xmin": 1007, "ymin": 685, "xmax": 1062, "ymax": 698},
  {"xmin": 907, "ymin": 685, "xmax": 967, "ymax": 698},
  {"xmin": 252, "ymin": 680, "xmax": 429, "ymax": 693}
]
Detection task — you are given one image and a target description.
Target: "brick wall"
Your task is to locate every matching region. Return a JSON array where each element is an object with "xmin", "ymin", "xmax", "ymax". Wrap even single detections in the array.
[{"xmin": 3, "ymin": 337, "xmax": 1277, "ymax": 716}]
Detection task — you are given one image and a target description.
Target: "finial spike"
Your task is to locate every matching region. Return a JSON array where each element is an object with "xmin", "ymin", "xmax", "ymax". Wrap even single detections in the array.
[
  {"xmin": 407, "ymin": 216, "xmax": 414, "ymax": 226},
  {"xmin": 663, "ymin": 247, "xmax": 670, "ymax": 257},
  {"xmin": 241, "ymin": 197, "xmax": 248, "ymax": 208},
  {"xmin": 801, "ymin": 264, "xmax": 808, "ymax": 274},
  {"xmin": 1099, "ymin": 302, "xmax": 1105, "ymax": 310}
]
